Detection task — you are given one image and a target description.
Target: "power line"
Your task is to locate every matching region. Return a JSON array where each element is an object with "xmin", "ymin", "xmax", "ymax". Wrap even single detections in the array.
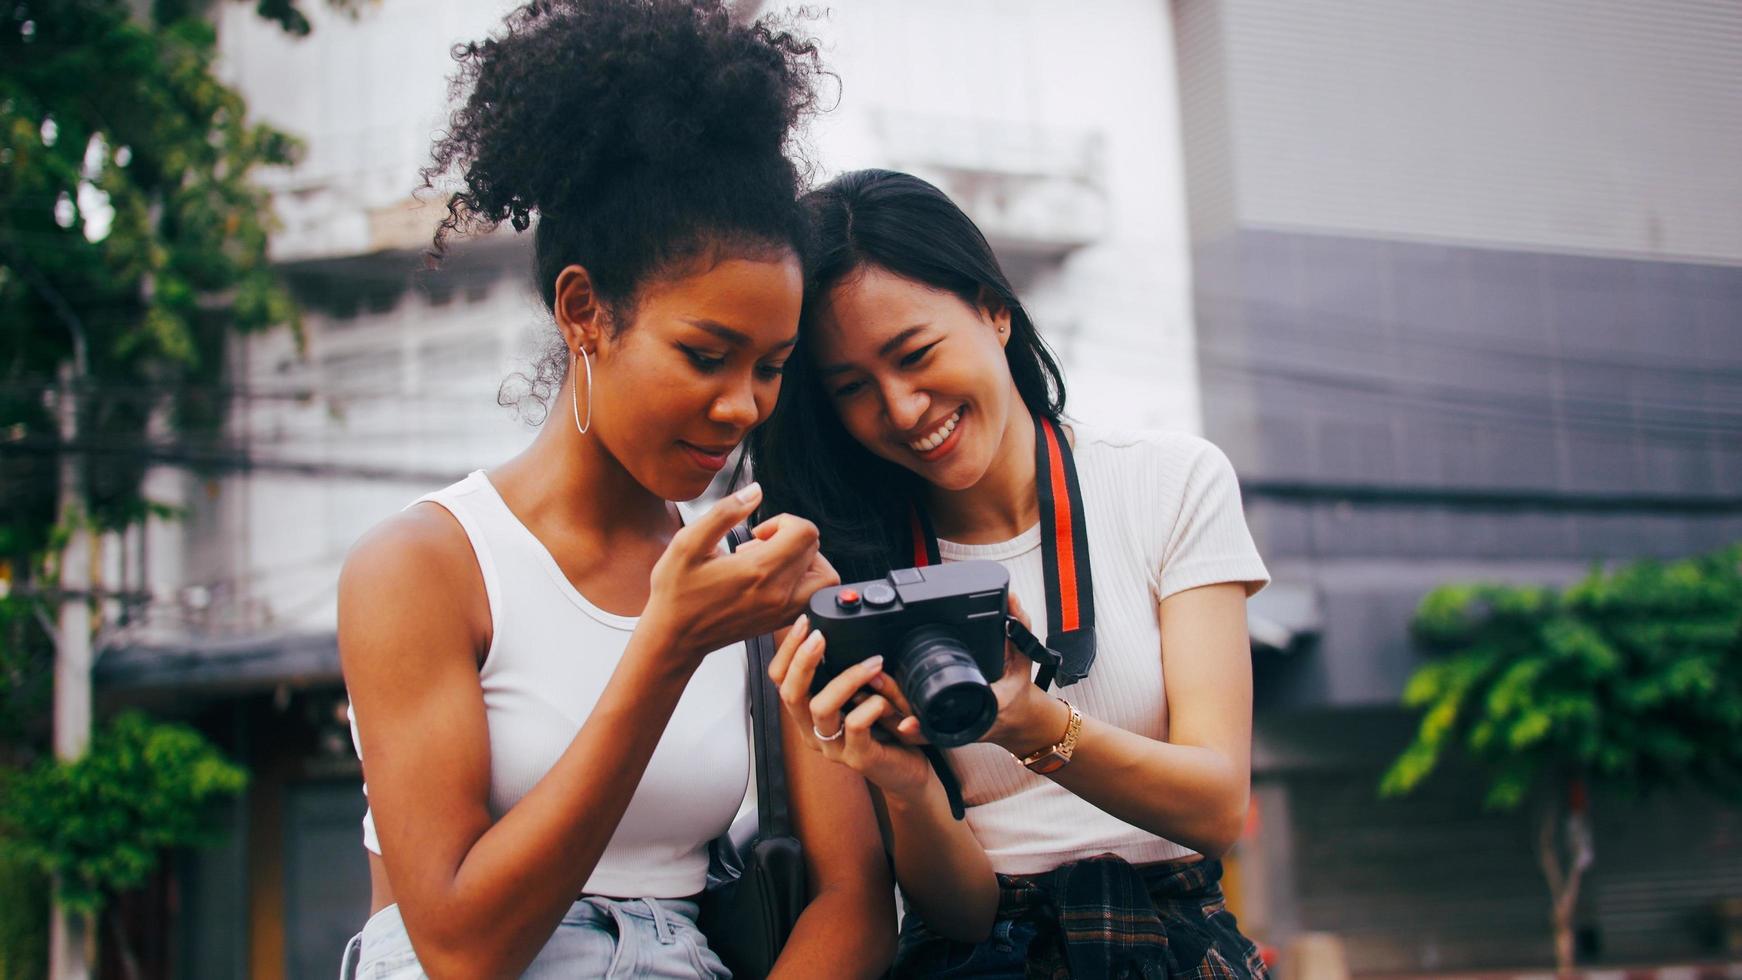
[
  {"xmin": 6, "ymin": 429, "xmax": 1739, "ymax": 517},
  {"xmin": 0, "ymin": 432, "xmax": 463, "ymax": 484}
]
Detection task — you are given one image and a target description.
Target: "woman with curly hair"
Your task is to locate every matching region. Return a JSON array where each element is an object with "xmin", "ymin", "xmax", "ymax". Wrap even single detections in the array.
[
  {"xmin": 336, "ymin": 3, "xmax": 896, "ymax": 976},
  {"xmin": 750, "ymin": 170, "xmax": 1272, "ymax": 978}
]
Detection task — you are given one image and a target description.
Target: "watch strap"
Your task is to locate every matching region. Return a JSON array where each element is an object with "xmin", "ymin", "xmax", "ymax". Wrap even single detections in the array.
[{"xmin": 1017, "ymin": 699, "xmax": 1083, "ymax": 774}]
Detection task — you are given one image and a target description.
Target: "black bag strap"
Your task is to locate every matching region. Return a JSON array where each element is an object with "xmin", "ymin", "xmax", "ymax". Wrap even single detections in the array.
[{"xmin": 728, "ymin": 525, "xmax": 792, "ymax": 840}]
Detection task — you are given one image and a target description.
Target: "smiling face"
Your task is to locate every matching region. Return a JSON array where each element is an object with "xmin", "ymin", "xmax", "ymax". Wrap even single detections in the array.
[
  {"xmin": 810, "ymin": 264, "xmax": 1020, "ymax": 492},
  {"xmin": 574, "ymin": 251, "xmax": 803, "ymax": 501}
]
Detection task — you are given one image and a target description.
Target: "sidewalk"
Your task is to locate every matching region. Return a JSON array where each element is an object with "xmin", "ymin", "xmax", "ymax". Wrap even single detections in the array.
[{"xmin": 1363, "ymin": 962, "xmax": 1742, "ymax": 980}]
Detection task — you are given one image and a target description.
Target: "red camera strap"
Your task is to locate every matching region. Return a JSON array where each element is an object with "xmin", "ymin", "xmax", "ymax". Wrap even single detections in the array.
[{"xmin": 908, "ymin": 414, "xmax": 1097, "ymax": 688}]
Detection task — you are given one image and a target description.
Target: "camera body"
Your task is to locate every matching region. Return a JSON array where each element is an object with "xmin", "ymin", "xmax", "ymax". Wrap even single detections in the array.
[{"xmin": 808, "ymin": 560, "xmax": 1010, "ymax": 747}]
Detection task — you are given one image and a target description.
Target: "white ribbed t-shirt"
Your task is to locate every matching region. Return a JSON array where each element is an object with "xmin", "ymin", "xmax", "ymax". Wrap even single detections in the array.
[
  {"xmin": 347, "ymin": 471, "xmax": 750, "ymax": 898},
  {"xmin": 939, "ymin": 426, "xmax": 1269, "ymax": 875}
]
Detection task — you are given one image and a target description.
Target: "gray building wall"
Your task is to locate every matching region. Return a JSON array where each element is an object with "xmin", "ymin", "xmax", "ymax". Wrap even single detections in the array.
[
  {"xmin": 1177, "ymin": 0, "xmax": 1742, "ymax": 264},
  {"xmin": 1176, "ymin": 0, "xmax": 1742, "ymax": 711},
  {"xmin": 1175, "ymin": 0, "xmax": 1742, "ymax": 968},
  {"xmin": 1212, "ymin": 230, "xmax": 1742, "ymax": 711}
]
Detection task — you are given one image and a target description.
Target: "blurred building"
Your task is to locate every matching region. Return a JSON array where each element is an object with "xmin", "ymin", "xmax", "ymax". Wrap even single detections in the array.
[
  {"xmin": 1175, "ymin": 0, "xmax": 1742, "ymax": 969},
  {"xmin": 88, "ymin": 0, "xmax": 1742, "ymax": 976}
]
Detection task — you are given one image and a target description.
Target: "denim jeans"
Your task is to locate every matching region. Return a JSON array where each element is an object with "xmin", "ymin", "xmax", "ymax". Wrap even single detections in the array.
[{"xmin": 338, "ymin": 897, "xmax": 729, "ymax": 979}]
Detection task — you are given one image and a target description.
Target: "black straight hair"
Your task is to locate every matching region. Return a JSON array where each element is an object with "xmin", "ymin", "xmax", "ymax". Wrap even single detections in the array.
[{"xmin": 746, "ymin": 169, "xmax": 1068, "ymax": 580}]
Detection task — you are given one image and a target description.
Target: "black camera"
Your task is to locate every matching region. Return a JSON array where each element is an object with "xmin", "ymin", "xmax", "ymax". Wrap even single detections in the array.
[{"xmin": 808, "ymin": 560, "xmax": 1010, "ymax": 748}]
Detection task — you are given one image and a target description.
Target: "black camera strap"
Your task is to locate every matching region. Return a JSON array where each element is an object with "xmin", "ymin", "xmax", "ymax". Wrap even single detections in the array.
[
  {"xmin": 908, "ymin": 414, "xmax": 1098, "ymax": 689},
  {"xmin": 1029, "ymin": 413, "xmax": 1097, "ymax": 686}
]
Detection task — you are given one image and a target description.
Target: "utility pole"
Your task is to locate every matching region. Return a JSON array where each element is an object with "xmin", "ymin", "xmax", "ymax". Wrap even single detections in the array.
[
  {"xmin": 19, "ymin": 253, "xmax": 97, "ymax": 980},
  {"xmin": 50, "ymin": 361, "xmax": 93, "ymax": 979}
]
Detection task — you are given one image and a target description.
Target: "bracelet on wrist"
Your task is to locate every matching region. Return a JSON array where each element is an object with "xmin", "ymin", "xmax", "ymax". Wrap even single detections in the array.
[{"xmin": 1014, "ymin": 698, "xmax": 1082, "ymax": 774}]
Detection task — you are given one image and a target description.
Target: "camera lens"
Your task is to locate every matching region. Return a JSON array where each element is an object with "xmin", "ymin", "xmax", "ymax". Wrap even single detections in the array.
[{"xmin": 893, "ymin": 626, "xmax": 997, "ymax": 748}]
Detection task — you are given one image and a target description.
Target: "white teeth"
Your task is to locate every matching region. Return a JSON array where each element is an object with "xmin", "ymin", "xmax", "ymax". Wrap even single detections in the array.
[{"xmin": 908, "ymin": 410, "xmax": 962, "ymax": 452}]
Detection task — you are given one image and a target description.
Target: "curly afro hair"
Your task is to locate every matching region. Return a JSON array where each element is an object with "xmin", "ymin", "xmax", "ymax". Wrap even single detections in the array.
[{"xmin": 423, "ymin": 0, "xmax": 823, "ymax": 416}]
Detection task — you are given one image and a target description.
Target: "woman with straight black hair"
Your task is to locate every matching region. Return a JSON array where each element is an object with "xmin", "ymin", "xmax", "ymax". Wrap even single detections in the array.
[
  {"xmin": 750, "ymin": 171, "xmax": 1065, "ymax": 586},
  {"xmin": 750, "ymin": 169, "xmax": 1273, "ymax": 978}
]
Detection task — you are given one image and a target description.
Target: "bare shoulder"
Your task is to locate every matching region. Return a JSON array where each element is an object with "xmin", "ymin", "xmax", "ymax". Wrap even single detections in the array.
[
  {"xmin": 338, "ymin": 502, "xmax": 489, "ymax": 670},
  {"xmin": 342, "ymin": 503, "xmax": 473, "ymax": 585}
]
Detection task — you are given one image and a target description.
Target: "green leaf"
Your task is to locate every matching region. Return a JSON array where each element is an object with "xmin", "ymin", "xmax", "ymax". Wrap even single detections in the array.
[
  {"xmin": 1380, "ymin": 741, "xmax": 1440, "ymax": 798},
  {"xmin": 1506, "ymin": 711, "xmax": 1552, "ymax": 750}
]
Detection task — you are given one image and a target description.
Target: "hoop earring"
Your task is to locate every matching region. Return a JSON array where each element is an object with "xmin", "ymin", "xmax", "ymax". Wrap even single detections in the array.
[{"xmin": 571, "ymin": 347, "xmax": 593, "ymax": 435}]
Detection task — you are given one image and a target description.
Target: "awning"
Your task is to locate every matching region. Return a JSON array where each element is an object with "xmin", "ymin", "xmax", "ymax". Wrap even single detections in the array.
[
  {"xmin": 95, "ymin": 631, "xmax": 340, "ymax": 696},
  {"xmin": 1247, "ymin": 581, "xmax": 1322, "ymax": 653}
]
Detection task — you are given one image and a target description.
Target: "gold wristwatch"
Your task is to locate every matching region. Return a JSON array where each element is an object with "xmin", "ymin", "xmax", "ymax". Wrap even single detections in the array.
[{"xmin": 1016, "ymin": 698, "xmax": 1083, "ymax": 774}]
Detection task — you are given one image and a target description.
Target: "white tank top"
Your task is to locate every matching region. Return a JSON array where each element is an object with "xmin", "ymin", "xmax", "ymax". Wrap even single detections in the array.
[
  {"xmin": 938, "ymin": 427, "xmax": 1269, "ymax": 874},
  {"xmin": 347, "ymin": 470, "xmax": 750, "ymax": 898}
]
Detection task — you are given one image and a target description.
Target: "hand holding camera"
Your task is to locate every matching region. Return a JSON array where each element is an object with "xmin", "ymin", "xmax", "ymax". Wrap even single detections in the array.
[
  {"xmin": 866, "ymin": 589, "xmax": 1061, "ymax": 757},
  {"xmin": 642, "ymin": 483, "xmax": 839, "ymax": 665},
  {"xmin": 770, "ymin": 616, "xmax": 937, "ymax": 800},
  {"xmin": 769, "ymin": 560, "xmax": 1066, "ymax": 803}
]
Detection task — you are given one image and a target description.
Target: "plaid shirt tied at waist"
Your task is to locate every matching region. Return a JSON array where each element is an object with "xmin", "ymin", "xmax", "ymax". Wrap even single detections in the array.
[{"xmin": 900, "ymin": 854, "xmax": 1269, "ymax": 980}]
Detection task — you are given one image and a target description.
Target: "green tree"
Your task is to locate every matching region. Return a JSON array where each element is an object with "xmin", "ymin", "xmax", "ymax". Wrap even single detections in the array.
[
  {"xmin": 0, "ymin": 712, "xmax": 247, "ymax": 978},
  {"xmin": 2, "ymin": 0, "xmax": 307, "ymax": 566},
  {"xmin": 2, "ymin": 0, "xmax": 362, "ymax": 717},
  {"xmin": 0, "ymin": 850, "xmax": 47, "ymax": 980},
  {"xmin": 1381, "ymin": 544, "xmax": 1742, "ymax": 972},
  {"xmin": 2, "ymin": 1, "xmax": 359, "ymax": 974},
  {"xmin": 0, "ymin": 593, "xmax": 53, "ymax": 763}
]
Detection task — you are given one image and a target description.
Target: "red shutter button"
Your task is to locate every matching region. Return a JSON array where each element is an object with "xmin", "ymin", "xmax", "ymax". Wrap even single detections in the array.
[{"xmin": 836, "ymin": 588, "xmax": 862, "ymax": 610}]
